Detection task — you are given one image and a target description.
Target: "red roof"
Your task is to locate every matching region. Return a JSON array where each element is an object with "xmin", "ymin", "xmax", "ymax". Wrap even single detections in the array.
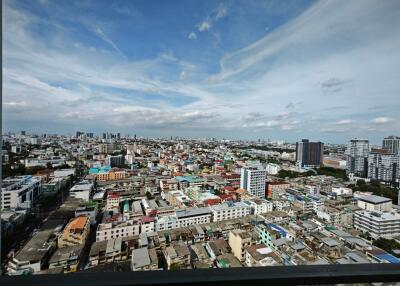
[
  {"xmin": 204, "ymin": 198, "xmax": 222, "ymax": 205},
  {"xmin": 222, "ymin": 174, "xmax": 240, "ymax": 179},
  {"xmin": 223, "ymin": 186, "xmax": 234, "ymax": 191},
  {"xmin": 107, "ymin": 191, "xmax": 120, "ymax": 199},
  {"xmin": 218, "ymin": 194, "xmax": 234, "ymax": 201},
  {"xmin": 141, "ymin": 216, "xmax": 156, "ymax": 223}
]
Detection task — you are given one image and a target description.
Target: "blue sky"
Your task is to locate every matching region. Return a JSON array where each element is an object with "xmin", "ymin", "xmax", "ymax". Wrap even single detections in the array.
[{"xmin": 3, "ymin": 0, "xmax": 400, "ymax": 144}]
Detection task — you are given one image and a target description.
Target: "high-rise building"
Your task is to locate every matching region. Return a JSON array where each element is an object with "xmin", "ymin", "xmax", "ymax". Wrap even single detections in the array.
[
  {"xmin": 295, "ymin": 139, "xmax": 324, "ymax": 168},
  {"xmin": 240, "ymin": 167, "xmax": 266, "ymax": 198},
  {"xmin": 76, "ymin": 131, "xmax": 84, "ymax": 138},
  {"xmin": 383, "ymin": 136, "xmax": 400, "ymax": 155},
  {"xmin": 368, "ymin": 148, "xmax": 400, "ymax": 187},
  {"xmin": 345, "ymin": 138, "xmax": 369, "ymax": 177}
]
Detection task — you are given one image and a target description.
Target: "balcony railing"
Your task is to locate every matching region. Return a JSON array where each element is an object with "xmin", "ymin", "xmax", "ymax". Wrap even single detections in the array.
[{"xmin": 1, "ymin": 264, "xmax": 400, "ymax": 286}]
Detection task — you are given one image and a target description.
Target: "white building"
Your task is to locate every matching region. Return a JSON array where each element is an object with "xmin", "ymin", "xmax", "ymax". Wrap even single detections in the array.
[
  {"xmin": 354, "ymin": 210, "xmax": 400, "ymax": 238},
  {"xmin": 176, "ymin": 207, "xmax": 212, "ymax": 227},
  {"xmin": 240, "ymin": 168, "xmax": 266, "ymax": 198},
  {"xmin": 266, "ymin": 163, "xmax": 280, "ymax": 175},
  {"xmin": 331, "ymin": 187, "xmax": 352, "ymax": 196},
  {"xmin": 96, "ymin": 220, "xmax": 140, "ymax": 242},
  {"xmin": 155, "ymin": 215, "xmax": 180, "ymax": 231},
  {"xmin": 383, "ymin": 136, "xmax": 400, "ymax": 155},
  {"xmin": 210, "ymin": 202, "xmax": 250, "ymax": 222},
  {"xmin": 355, "ymin": 194, "xmax": 392, "ymax": 212},
  {"xmin": 368, "ymin": 149, "xmax": 400, "ymax": 185},
  {"xmin": 1, "ymin": 176, "xmax": 41, "ymax": 210},
  {"xmin": 345, "ymin": 139, "xmax": 369, "ymax": 177},
  {"xmin": 53, "ymin": 169, "xmax": 76, "ymax": 178},
  {"xmin": 243, "ymin": 199, "xmax": 273, "ymax": 215},
  {"xmin": 70, "ymin": 181, "xmax": 93, "ymax": 201}
]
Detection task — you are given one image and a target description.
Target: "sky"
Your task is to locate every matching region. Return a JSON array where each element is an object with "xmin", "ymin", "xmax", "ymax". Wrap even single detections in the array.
[{"xmin": 3, "ymin": 0, "xmax": 400, "ymax": 144}]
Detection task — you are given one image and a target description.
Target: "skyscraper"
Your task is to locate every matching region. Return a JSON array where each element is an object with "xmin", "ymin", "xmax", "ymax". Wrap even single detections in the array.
[
  {"xmin": 295, "ymin": 139, "xmax": 324, "ymax": 168},
  {"xmin": 383, "ymin": 136, "xmax": 400, "ymax": 155},
  {"xmin": 240, "ymin": 167, "xmax": 266, "ymax": 198},
  {"xmin": 346, "ymin": 138, "xmax": 369, "ymax": 177},
  {"xmin": 368, "ymin": 148, "xmax": 399, "ymax": 187}
]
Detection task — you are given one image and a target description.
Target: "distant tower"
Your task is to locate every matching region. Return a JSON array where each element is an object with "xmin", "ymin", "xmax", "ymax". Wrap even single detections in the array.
[
  {"xmin": 398, "ymin": 189, "xmax": 400, "ymax": 206},
  {"xmin": 345, "ymin": 138, "xmax": 369, "ymax": 178}
]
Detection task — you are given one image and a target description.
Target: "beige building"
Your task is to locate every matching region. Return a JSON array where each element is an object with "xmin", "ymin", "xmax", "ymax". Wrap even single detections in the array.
[
  {"xmin": 96, "ymin": 170, "xmax": 127, "ymax": 182},
  {"xmin": 58, "ymin": 216, "xmax": 90, "ymax": 248},
  {"xmin": 228, "ymin": 229, "xmax": 252, "ymax": 262},
  {"xmin": 355, "ymin": 194, "xmax": 392, "ymax": 212}
]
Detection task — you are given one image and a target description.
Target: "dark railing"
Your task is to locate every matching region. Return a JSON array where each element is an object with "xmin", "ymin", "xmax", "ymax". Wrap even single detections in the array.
[{"xmin": 1, "ymin": 264, "xmax": 400, "ymax": 286}]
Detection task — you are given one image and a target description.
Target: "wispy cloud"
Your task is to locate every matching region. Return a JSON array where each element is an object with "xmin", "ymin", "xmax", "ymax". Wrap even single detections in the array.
[
  {"xmin": 371, "ymin": 117, "xmax": 394, "ymax": 124},
  {"xmin": 196, "ymin": 2, "xmax": 229, "ymax": 33},
  {"xmin": 335, "ymin": 119, "xmax": 353, "ymax": 125},
  {"xmin": 188, "ymin": 32, "xmax": 197, "ymax": 40},
  {"xmin": 92, "ymin": 26, "xmax": 124, "ymax": 55}
]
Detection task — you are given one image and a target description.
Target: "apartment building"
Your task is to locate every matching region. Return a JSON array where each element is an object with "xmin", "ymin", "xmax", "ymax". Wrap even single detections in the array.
[
  {"xmin": 176, "ymin": 207, "xmax": 212, "ymax": 227},
  {"xmin": 96, "ymin": 220, "xmax": 140, "ymax": 242},
  {"xmin": 266, "ymin": 181, "xmax": 291, "ymax": 200},
  {"xmin": 240, "ymin": 168, "xmax": 266, "ymax": 198},
  {"xmin": 354, "ymin": 210, "xmax": 400, "ymax": 238},
  {"xmin": 1, "ymin": 175, "xmax": 41, "ymax": 210},
  {"xmin": 58, "ymin": 216, "xmax": 91, "ymax": 248},
  {"xmin": 210, "ymin": 202, "xmax": 250, "ymax": 222},
  {"xmin": 243, "ymin": 198, "xmax": 273, "ymax": 215},
  {"xmin": 354, "ymin": 194, "xmax": 392, "ymax": 212},
  {"xmin": 228, "ymin": 229, "xmax": 253, "ymax": 262}
]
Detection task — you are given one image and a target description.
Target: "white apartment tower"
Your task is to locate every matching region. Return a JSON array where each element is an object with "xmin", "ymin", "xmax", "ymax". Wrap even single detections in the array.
[
  {"xmin": 240, "ymin": 168, "xmax": 266, "ymax": 198},
  {"xmin": 368, "ymin": 149, "xmax": 400, "ymax": 187},
  {"xmin": 383, "ymin": 136, "xmax": 400, "ymax": 155},
  {"xmin": 345, "ymin": 139, "xmax": 369, "ymax": 178}
]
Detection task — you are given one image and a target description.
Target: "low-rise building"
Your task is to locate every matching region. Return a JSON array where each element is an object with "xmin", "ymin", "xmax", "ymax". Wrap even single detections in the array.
[
  {"xmin": 131, "ymin": 248, "xmax": 159, "ymax": 271},
  {"xmin": 155, "ymin": 215, "xmax": 180, "ymax": 231},
  {"xmin": 228, "ymin": 229, "xmax": 252, "ymax": 262},
  {"xmin": 164, "ymin": 242, "xmax": 191, "ymax": 270},
  {"xmin": 243, "ymin": 198, "xmax": 273, "ymax": 215},
  {"xmin": 354, "ymin": 210, "xmax": 400, "ymax": 238},
  {"xmin": 58, "ymin": 216, "xmax": 90, "ymax": 248},
  {"xmin": 1, "ymin": 175, "xmax": 41, "ymax": 210},
  {"xmin": 355, "ymin": 194, "xmax": 392, "ymax": 212},
  {"xmin": 176, "ymin": 207, "xmax": 212, "ymax": 227},
  {"xmin": 48, "ymin": 244, "xmax": 84, "ymax": 273},
  {"xmin": 245, "ymin": 244, "xmax": 281, "ymax": 267},
  {"xmin": 210, "ymin": 202, "xmax": 250, "ymax": 222},
  {"xmin": 70, "ymin": 181, "xmax": 93, "ymax": 201},
  {"xmin": 96, "ymin": 220, "xmax": 140, "ymax": 242}
]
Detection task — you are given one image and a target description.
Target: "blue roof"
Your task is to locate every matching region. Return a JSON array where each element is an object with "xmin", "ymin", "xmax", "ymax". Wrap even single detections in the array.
[
  {"xmin": 375, "ymin": 253, "xmax": 400, "ymax": 264},
  {"xmin": 266, "ymin": 223, "xmax": 287, "ymax": 237},
  {"xmin": 175, "ymin": 175, "xmax": 204, "ymax": 183},
  {"xmin": 89, "ymin": 165, "xmax": 111, "ymax": 174}
]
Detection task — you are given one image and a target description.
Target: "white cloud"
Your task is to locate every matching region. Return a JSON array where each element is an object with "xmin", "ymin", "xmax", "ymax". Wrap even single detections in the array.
[
  {"xmin": 198, "ymin": 20, "xmax": 212, "ymax": 32},
  {"xmin": 92, "ymin": 27, "xmax": 124, "ymax": 55},
  {"xmin": 215, "ymin": 4, "xmax": 228, "ymax": 20},
  {"xmin": 335, "ymin": 119, "xmax": 353, "ymax": 125},
  {"xmin": 188, "ymin": 32, "xmax": 197, "ymax": 40},
  {"xmin": 196, "ymin": 3, "xmax": 229, "ymax": 33},
  {"xmin": 371, "ymin": 117, "xmax": 394, "ymax": 124}
]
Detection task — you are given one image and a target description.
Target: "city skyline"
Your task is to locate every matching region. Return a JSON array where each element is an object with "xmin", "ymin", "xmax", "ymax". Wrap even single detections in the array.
[{"xmin": 3, "ymin": 0, "xmax": 400, "ymax": 143}]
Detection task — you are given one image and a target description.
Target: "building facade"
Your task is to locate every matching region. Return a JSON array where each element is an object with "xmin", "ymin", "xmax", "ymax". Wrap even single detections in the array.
[
  {"xmin": 295, "ymin": 139, "xmax": 324, "ymax": 168},
  {"xmin": 346, "ymin": 139, "xmax": 369, "ymax": 177},
  {"xmin": 240, "ymin": 168, "xmax": 266, "ymax": 198}
]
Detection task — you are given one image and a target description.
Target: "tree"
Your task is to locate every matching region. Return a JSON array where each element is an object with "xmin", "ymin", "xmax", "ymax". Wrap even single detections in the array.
[{"xmin": 169, "ymin": 263, "xmax": 181, "ymax": 270}]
